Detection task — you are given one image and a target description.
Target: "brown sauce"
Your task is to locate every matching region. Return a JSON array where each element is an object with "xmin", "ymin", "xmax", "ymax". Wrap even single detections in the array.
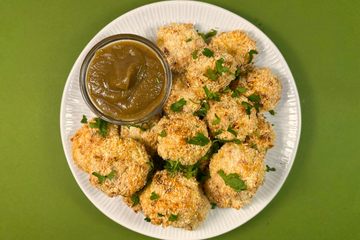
[{"xmin": 86, "ymin": 40, "xmax": 166, "ymax": 120}]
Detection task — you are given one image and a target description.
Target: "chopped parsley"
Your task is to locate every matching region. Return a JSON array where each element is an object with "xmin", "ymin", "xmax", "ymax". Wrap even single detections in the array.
[
  {"xmin": 254, "ymin": 132, "xmax": 261, "ymax": 138},
  {"xmin": 222, "ymin": 86, "xmax": 232, "ymax": 93},
  {"xmin": 247, "ymin": 50, "xmax": 258, "ymax": 64},
  {"xmin": 247, "ymin": 93, "xmax": 261, "ymax": 102},
  {"xmin": 146, "ymin": 161, "xmax": 154, "ymax": 168},
  {"xmin": 202, "ymin": 139, "xmax": 241, "ymax": 161},
  {"xmin": 159, "ymin": 130, "xmax": 166, "ymax": 137},
  {"xmin": 252, "ymin": 144, "xmax": 257, "ymax": 149},
  {"xmin": 92, "ymin": 170, "xmax": 116, "ymax": 184},
  {"xmin": 193, "ymin": 99, "xmax": 210, "ymax": 118},
  {"xmin": 217, "ymin": 170, "xmax": 247, "ymax": 192},
  {"xmin": 203, "ymin": 86, "xmax": 221, "ymax": 102},
  {"xmin": 183, "ymin": 161, "xmax": 202, "ymax": 179},
  {"xmin": 202, "ymin": 48, "xmax": 214, "ymax": 58},
  {"xmin": 187, "ymin": 132, "xmax": 210, "ymax": 146},
  {"xmin": 81, "ymin": 115, "xmax": 87, "ymax": 123},
  {"xmin": 189, "ymin": 98, "xmax": 200, "ymax": 104},
  {"xmin": 212, "ymin": 114, "xmax": 220, "ymax": 125},
  {"xmin": 214, "ymin": 129, "xmax": 223, "ymax": 136},
  {"xmin": 227, "ymin": 125, "xmax": 237, "ymax": 137},
  {"xmin": 186, "ymin": 38, "xmax": 192, "ymax": 42},
  {"xmin": 254, "ymin": 102, "xmax": 262, "ymax": 113},
  {"xmin": 266, "ymin": 165, "xmax": 276, "ymax": 172},
  {"xmin": 131, "ymin": 191, "xmax": 140, "ymax": 207},
  {"xmin": 126, "ymin": 120, "xmax": 154, "ymax": 132},
  {"xmin": 269, "ymin": 110, "xmax": 275, "ymax": 115},
  {"xmin": 164, "ymin": 159, "xmax": 184, "ymax": 178},
  {"xmin": 169, "ymin": 214, "xmax": 178, "ymax": 222},
  {"xmin": 156, "ymin": 78, "xmax": 160, "ymax": 83},
  {"xmin": 197, "ymin": 29, "xmax": 217, "ymax": 42},
  {"xmin": 144, "ymin": 217, "xmax": 151, "ymax": 222},
  {"xmin": 215, "ymin": 58, "xmax": 230, "ymax": 76},
  {"xmin": 203, "ymin": 69, "xmax": 217, "ymax": 81},
  {"xmin": 170, "ymin": 98, "xmax": 187, "ymax": 113},
  {"xmin": 192, "ymin": 50, "xmax": 199, "ymax": 59},
  {"xmin": 196, "ymin": 125, "xmax": 199, "ymax": 128},
  {"xmin": 231, "ymin": 86, "xmax": 247, "ymax": 98},
  {"xmin": 235, "ymin": 67, "xmax": 244, "ymax": 79},
  {"xmin": 241, "ymin": 101, "xmax": 254, "ymax": 118},
  {"xmin": 150, "ymin": 192, "xmax": 160, "ymax": 200},
  {"xmin": 211, "ymin": 203, "xmax": 217, "ymax": 209},
  {"xmin": 158, "ymin": 213, "xmax": 165, "ymax": 217},
  {"xmin": 89, "ymin": 117, "xmax": 110, "ymax": 137}
]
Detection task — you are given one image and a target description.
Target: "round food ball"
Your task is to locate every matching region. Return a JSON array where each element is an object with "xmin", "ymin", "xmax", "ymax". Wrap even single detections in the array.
[
  {"xmin": 162, "ymin": 74, "xmax": 202, "ymax": 117},
  {"xmin": 139, "ymin": 170, "xmax": 211, "ymax": 231},
  {"xmin": 186, "ymin": 46, "xmax": 237, "ymax": 99},
  {"xmin": 89, "ymin": 137, "xmax": 152, "ymax": 198},
  {"xmin": 156, "ymin": 115, "xmax": 211, "ymax": 165},
  {"xmin": 204, "ymin": 143, "xmax": 266, "ymax": 209},
  {"xmin": 209, "ymin": 30, "xmax": 257, "ymax": 72},
  {"xmin": 71, "ymin": 118, "xmax": 120, "ymax": 174},
  {"xmin": 205, "ymin": 93, "xmax": 258, "ymax": 141},
  {"xmin": 245, "ymin": 114, "xmax": 276, "ymax": 153},
  {"xmin": 121, "ymin": 114, "xmax": 161, "ymax": 155},
  {"xmin": 230, "ymin": 66, "xmax": 282, "ymax": 112},
  {"xmin": 157, "ymin": 23, "xmax": 206, "ymax": 73}
]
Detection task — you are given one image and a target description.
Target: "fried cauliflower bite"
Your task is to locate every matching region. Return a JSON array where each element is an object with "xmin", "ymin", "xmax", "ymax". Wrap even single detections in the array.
[
  {"xmin": 162, "ymin": 74, "xmax": 202, "ymax": 117},
  {"xmin": 157, "ymin": 23, "xmax": 206, "ymax": 73},
  {"xmin": 156, "ymin": 115, "xmax": 211, "ymax": 165},
  {"xmin": 209, "ymin": 30, "xmax": 257, "ymax": 72},
  {"xmin": 89, "ymin": 137, "xmax": 151, "ymax": 197},
  {"xmin": 230, "ymin": 66, "xmax": 282, "ymax": 112},
  {"xmin": 120, "ymin": 114, "xmax": 161, "ymax": 155},
  {"xmin": 205, "ymin": 93, "xmax": 258, "ymax": 141},
  {"xmin": 246, "ymin": 114, "xmax": 276, "ymax": 153},
  {"xmin": 139, "ymin": 170, "xmax": 210, "ymax": 231},
  {"xmin": 71, "ymin": 118, "xmax": 120, "ymax": 174},
  {"xmin": 204, "ymin": 143, "xmax": 266, "ymax": 209},
  {"xmin": 186, "ymin": 46, "xmax": 237, "ymax": 99}
]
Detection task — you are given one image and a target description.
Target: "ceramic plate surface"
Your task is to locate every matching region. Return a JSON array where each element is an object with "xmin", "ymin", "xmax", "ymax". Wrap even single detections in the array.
[{"xmin": 60, "ymin": 1, "xmax": 301, "ymax": 239}]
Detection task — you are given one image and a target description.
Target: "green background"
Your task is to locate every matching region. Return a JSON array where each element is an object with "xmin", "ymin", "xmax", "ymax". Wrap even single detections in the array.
[{"xmin": 1, "ymin": 0, "xmax": 359, "ymax": 239}]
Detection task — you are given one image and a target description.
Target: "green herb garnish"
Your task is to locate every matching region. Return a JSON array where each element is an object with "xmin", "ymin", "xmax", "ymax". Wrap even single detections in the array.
[
  {"xmin": 159, "ymin": 130, "xmax": 166, "ymax": 137},
  {"xmin": 214, "ymin": 129, "xmax": 223, "ymax": 136},
  {"xmin": 215, "ymin": 58, "xmax": 230, "ymax": 76},
  {"xmin": 150, "ymin": 192, "xmax": 160, "ymax": 200},
  {"xmin": 131, "ymin": 191, "xmax": 140, "ymax": 207},
  {"xmin": 189, "ymin": 98, "xmax": 200, "ymax": 104},
  {"xmin": 186, "ymin": 38, "xmax": 192, "ymax": 42},
  {"xmin": 89, "ymin": 117, "xmax": 110, "ymax": 137},
  {"xmin": 241, "ymin": 101, "xmax": 253, "ymax": 118},
  {"xmin": 252, "ymin": 144, "xmax": 257, "ymax": 149},
  {"xmin": 171, "ymin": 98, "xmax": 187, "ymax": 113},
  {"xmin": 217, "ymin": 170, "xmax": 247, "ymax": 192},
  {"xmin": 158, "ymin": 213, "xmax": 165, "ymax": 217},
  {"xmin": 81, "ymin": 115, "xmax": 87, "ymax": 123},
  {"xmin": 187, "ymin": 132, "xmax": 210, "ymax": 146},
  {"xmin": 192, "ymin": 50, "xmax": 199, "ymax": 59},
  {"xmin": 247, "ymin": 50, "xmax": 258, "ymax": 64},
  {"xmin": 202, "ymin": 48, "xmax": 214, "ymax": 58},
  {"xmin": 211, "ymin": 203, "xmax": 216, "ymax": 209},
  {"xmin": 269, "ymin": 110, "xmax": 275, "ymax": 115},
  {"xmin": 212, "ymin": 114, "xmax": 220, "ymax": 125},
  {"xmin": 227, "ymin": 125, "xmax": 237, "ymax": 137},
  {"xmin": 205, "ymin": 29, "xmax": 217, "ymax": 38},
  {"xmin": 164, "ymin": 159, "xmax": 184, "ymax": 178},
  {"xmin": 203, "ymin": 69, "xmax": 217, "ymax": 81},
  {"xmin": 92, "ymin": 170, "xmax": 116, "ymax": 184},
  {"xmin": 203, "ymin": 86, "xmax": 221, "ymax": 102},
  {"xmin": 156, "ymin": 78, "xmax": 160, "ymax": 83},
  {"xmin": 231, "ymin": 86, "xmax": 247, "ymax": 98},
  {"xmin": 183, "ymin": 161, "xmax": 202, "ymax": 179},
  {"xmin": 144, "ymin": 217, "xmax": 151, "ymax": 222},
  {"xmin": 247, "ymin": 93, "xmax": 261, "ymax": 102},
  {"xmin": 254, "ymin": 132, "xmax": 260, "ymax": 138},
  {"xmin": 266, "ymin": 165, "xmax": 276, "ymax": 172},
  {"xmin": 169, "ymin": 214, "xmax": 178, "ymax": 222}
]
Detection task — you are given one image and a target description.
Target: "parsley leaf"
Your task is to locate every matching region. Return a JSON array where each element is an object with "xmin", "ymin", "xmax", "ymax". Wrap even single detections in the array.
[
  {"xmin": 127, "ymin": 120, "xmax": 154, "ymax": 132},
  {"xmin": 241, "ymin": 101, "xmax": 253, "ymax": 118},
  {"xmin": 92, "ymin": 170, "xmax": 116, "ymax": 184},
  {"xmin": 235, "ymin": 67, "xmax": 244, "ymax": 80},
  {"xmin": 231, "ymin": 86, "xmax": 247, "ymax": 98},
  {"xmin": 188, "ymin": 132, "xmax": 210, "ymax": 146},
  {"xmin": 186, "ymin": 38, "xmax": 192, "ymax": 42},
  {"xmin": 164, "ymin": 159, "xmax": 184, "ymax": 178},
  {"xmin": 254, "ymin": 102, "xmax": 262, "ymax": 113},
  {"xmin": 227, "ymin": 125, "xmax": 237, "ymax": 137},
  {"xmin": 146, "ymin": 158, "xmax": 154, "ymax": 168},
  {"xmin": 212, "ymin": 114, "xmax": 220, "ymax": 125},
  {"xmin": 215, "ymin": 58, "xmax": 230, "ymax": 76},
  {"xmin": 171, "ymin": 98, "xmax": 187, "ymax": 113},
  {"xmin": 169, "ymin": 214, "xmax": 178, "ymax": 222},
  {"xmin": 266, "ymin": 165, "xmax": 276, "ymax": 172},
  {"xmin": 197, "ymin": 169, "xmax": 210, "ymax": 182},
  {"xmin": 269, "ymin": 110, "xmax": 275, "ymax": 115},
  {"xmin": 144, "ymin": 217, "xmax": 151, "ymax": 222},
  {"xmin": 211, "ymin": 203, "xmax": 216, "ymax": 209},
  {"xmin": 202, "ymin": 139, "xmax": 241, "ymax": 161},
  {"xmin": 150, "ymin": 192, "xmax": 160, "ymax": 200},
  {"xmin": 158, "ymin": 213, "xmax": 165, "ymax": 217},
  {"xmin": 192, "ymin": 50, "xmax": 199, "ymax": 59},
  {"xmin": 202, "ymin": 48, "xmax": 214, "ymax": 58},
  {"xmin": 183, "ymin": 161, "xmax": 202, "ymax": 179},
  {"xmin": 203, "ymin": 86, "xmax": 221, "ymax": 101},
  {"xmin": 81, "ymin": 115, "xmax": 87, "ymax": 123},
  {"xmin": 189, "ymin": 98, "xmax": 200, "ymax": 104},
  {"xmin": 217, "ymin": 170, "xmax": 247, "ymax": 192},
  {"xmin": 252, "ymin": 144, "xmax": 257, "ymax": 149},
  {"xmin": 214, "ymin": 129, "xmax": 223, "ymax": 136},
  {"xmin": 222, "ymin": 86, "xmax": 232, "ymax": 93},
  {"xmin": 131, "ymin": 191, "xmax": 140, "ymax": 207},
  {"xmin": 203, "ymin": 69, "xmax": 217, "ymax": 81},
  {"xmin": 254, "ymin": 132, "xmax": 261, "ymax": 138},
  {"xmin": 89, "ymin": 117, "xmax": 110, "ymax": 137},
  {"xmin": 159, "ymin": 130, "xmax": 166, "ymax": 137},
  {"xmin": 197, "ymin": 32, "xmax": 206, "ymax": 42},
  {"xmin": 205, "ymin": 29, "xmax": 217, "ymax": 38},
  {"xmin": 247, "ymin": 93, "xmax": 261, "ymax": 102},
  {"xmin": 193, "ymin": 100, "xmax": 210, "ymax": 119},
  {"xmin": 247, "ymin": 50, "xmax": 258, "ymax": 64}
]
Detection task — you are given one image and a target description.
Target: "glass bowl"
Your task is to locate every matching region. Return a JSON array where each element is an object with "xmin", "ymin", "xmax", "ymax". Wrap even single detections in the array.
[{"xmin": 79, "ymin": 34, "xmax": 172, "ymax": 125}]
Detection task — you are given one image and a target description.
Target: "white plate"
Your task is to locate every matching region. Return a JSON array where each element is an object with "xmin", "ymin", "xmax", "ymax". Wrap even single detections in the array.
[{"xmin": 60, "ymin": 1, "xmax": 301, "ymax": 239}]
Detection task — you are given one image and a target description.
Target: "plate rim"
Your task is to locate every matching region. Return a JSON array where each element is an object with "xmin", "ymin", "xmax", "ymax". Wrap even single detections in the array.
[{"xmin": 60, "ymin": 1, "xmax": 302, "ymax": 239}]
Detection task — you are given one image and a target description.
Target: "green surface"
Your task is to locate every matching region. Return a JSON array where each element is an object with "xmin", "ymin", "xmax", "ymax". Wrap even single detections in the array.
[{"xmin": 1, "ymin": 0, "xmax": 359, "ymax": 239}]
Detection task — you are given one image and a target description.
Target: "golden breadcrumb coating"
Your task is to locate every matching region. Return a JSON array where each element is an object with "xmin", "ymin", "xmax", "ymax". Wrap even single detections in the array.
[
  {"xmin": 209, "ymin": 30, "xmax": 257, "ymax": 72},
  {"xmin": 122, "ymin": 196, "xmax": 142, "ymax": 214},
  {"xmin": 162, "ymin": 74, "xmax": 202, "ymax": 117},
  {"xmin": 205, "ymin": 93, "xmax": 258, "ymax": 141},
  {"xmin": 71, "ymin": 118, "xmax": 120, "ymax": 174},
  {"xmin": 88, "ymin": 137, "xmax": 151, "ymax": 197},
  {"xmin": 120, "ymin": 114, "xmax": 161, "ymax": 155},
  {"xmin": 245, "ymin": 114, "xmax": 276, "ymax": 153},
  {"xmin": 157, "ymin": 23, "xmax": 206, "ymax": 73},
  {"xmin": 186, "ymin": 46, "xmax": 237, "ymax": 99},
  {"xmin": 156, "ymin": 115, "xmax": 211, "ymax": 165},
  {"xmin": 204, "ymin": 143, "xmax": 266, "ymax": 209},
  {"xmin": 139, "ymin": 170, "xmax": 210, "ymax": 231},
  {"xmin": 230, "ymin": 66, "xmax": 282, "ymax": 112}
]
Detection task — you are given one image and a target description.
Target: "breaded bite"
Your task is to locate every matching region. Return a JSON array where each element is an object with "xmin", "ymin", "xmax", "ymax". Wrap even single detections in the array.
[
  {"xmin": 245, "ymin": 114, "xmax": 276, "ymax": 153},
  {"xmin": 157, "ymin": 23, "xmax": 206, "ymax": 73},
  {"xmin": 205, "ymin": 93, "xmax": 258, "ymax": 141},
  {"xmin": 209, "ymin": 30, "xmax": 257, "ymax": 72},
  {"xmin": 156, "ymin": 115, "xmax": 211, "ymax": 165},
  {"xmin": 139, "ymin": 170, "xmax": 211, "ymax": 231},
  {"xmin": 204, "ymin": 143, "xmax": 266, "ymax": 209},
  {"xmin": 71, "ymin": 118, "xmax": 120, "ymax": 174},
  {"xmin": 230, "ymin": 67, "xmax": 282, "ymax": 112},
  {"xmin": 121, "ymin": 114, "xmax": 161, "ymax": 155},
  {"xmin": 89, "ymin": 137, "xmax": 151, "ymax": 197},
  {"xmin": 162, "ymin": 74, "xmax": 201, "ymax": 117},
  {"xmin": 186, "ymin": 46, "xmax": 237, "ymax": 99}
]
